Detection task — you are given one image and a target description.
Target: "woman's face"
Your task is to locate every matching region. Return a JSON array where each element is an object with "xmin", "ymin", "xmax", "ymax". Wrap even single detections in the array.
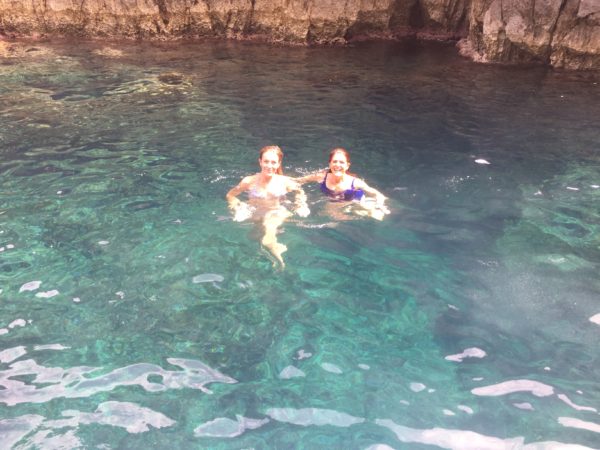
[
  {"xmin": 329, "ymin": 151, "xmax": 350, "ymax": 176},
  {"xmin": 259, "ymin": 150, "xmax": 281, "ymax": 175}
]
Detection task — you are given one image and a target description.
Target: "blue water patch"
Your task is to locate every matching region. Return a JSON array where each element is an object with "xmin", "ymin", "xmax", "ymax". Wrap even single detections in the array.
[{"xmin": 0, "ymin": 40, "xmax": 599, "ymax": 449}]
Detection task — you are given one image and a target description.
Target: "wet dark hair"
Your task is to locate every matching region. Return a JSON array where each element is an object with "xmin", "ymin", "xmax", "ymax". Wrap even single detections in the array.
[
  {"xmin": 329, "ymin": 148, "xmax": 351, "ymax": 164},
  {"xmin": 259, "ymin": 145, "xmax": 283, "ymax": 175}
]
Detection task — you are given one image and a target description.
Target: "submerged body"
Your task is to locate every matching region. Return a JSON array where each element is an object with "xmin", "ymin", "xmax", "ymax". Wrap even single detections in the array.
[
  {"xmin": 226, "ymin": 146, "xmax": 309, "ymax": 267},
  {"xmin": 297, "ymin": 148, "xmax": 389, "ymax": 220}
]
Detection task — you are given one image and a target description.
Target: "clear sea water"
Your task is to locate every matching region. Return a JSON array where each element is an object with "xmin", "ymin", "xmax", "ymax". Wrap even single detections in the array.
[{"xmin": 1, "ymin": 39, "xmax": 599, "ymax": 449}]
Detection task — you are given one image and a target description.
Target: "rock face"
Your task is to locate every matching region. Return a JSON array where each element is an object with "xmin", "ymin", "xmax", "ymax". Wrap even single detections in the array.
[
  {"xmin": 0, "ymin": 0, "xmax": 598, "ymax": 69},
  {"xmin": 463, "ymin": 0, "xmax": 600, "ymax": 69}
]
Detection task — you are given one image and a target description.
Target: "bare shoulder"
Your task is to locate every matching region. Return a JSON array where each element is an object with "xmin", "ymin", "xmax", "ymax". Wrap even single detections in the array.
[
  {"xmin": 239, "ymin": 174, "xmax": 257, "ymax": 187},
  {"xmin": 353, "ymin": 177, "xmax": 368, "ymax": 188}
]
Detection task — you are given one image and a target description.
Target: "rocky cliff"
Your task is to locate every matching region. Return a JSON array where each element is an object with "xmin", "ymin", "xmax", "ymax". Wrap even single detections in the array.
[{"xmin": 0, "ymin": 0, "xmax": 598, "ymax": 69}]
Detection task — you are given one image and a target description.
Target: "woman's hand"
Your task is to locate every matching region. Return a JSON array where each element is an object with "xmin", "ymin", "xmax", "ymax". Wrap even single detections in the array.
[
  {"xmin": 232, "ymin": 202, "xmax": 254, "ymax": 222},
  {"xmin": 295, "ymin": 203, "xmax": 311, "ymax": 218}
]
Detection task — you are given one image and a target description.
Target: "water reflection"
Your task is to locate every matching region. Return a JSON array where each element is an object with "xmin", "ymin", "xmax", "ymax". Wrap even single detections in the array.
[
  {"xmin": 0, "ymin": 346, "xmax": 236, "ymax": 406},
  {"xmin": 1, "ymin": 40, "xmax": 600, "ymax": 449}
]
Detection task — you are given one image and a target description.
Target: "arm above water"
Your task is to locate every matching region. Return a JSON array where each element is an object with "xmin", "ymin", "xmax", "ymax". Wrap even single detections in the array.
[
  {"xmin": 354, "ymin": 178, "xmax": 390, "ymax": 219},
  {"xmin": 226, "ymin": 175, "xmax": 253, "ymax": 209},
  {"xmin": 354, "ymin": 178, "xmax": 387, "ymax": 205},
  {"xmin": 226, "ymin": 176, "xmax": 255, "ymax": 221},
  {"xmin": 295, "ymin": 171, "xmax": 325, "ymax": 185}
]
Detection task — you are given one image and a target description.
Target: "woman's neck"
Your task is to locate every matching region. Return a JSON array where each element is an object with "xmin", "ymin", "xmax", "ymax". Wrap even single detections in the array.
[
  {"xmin": 328, "ymin": 172, "xmax": 346, "ymax": 184},
  {"xmin": 259, "ymin": 172, "xmax": 275, "ymax": 184}
]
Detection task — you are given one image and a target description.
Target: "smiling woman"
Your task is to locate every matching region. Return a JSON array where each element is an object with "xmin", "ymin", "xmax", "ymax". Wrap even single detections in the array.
[
  {"xmin": 225, "ymin": 145, "xmax": 310, "ymax": 268},
  {"xmin": 296, "ymin": 148, "xmax": 390, "ymax": 220}
]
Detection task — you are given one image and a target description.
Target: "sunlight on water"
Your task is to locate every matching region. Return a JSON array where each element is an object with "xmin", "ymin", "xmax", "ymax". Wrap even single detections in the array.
[{"xmin": 1, "ymin": 39, "xmax": 599, "ymax": 449}]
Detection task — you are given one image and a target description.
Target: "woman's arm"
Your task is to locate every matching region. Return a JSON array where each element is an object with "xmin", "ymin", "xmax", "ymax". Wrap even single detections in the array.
[
  {"xmin": 355, "ymin": 178, "xmax": 387, "ymax": 205},
  {"xmin": 226, "ymin": 176, "xmax": 252, "ymax": 209},
  {"xmin": 295, "ymin": 171, "xmax": 325, "ymax": 185}
]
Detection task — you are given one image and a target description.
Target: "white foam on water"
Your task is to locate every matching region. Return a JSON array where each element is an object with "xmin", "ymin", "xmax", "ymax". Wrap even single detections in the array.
[
  {"xmin": 33, "ymin": 344, "xmax": 70, "ymax": 351},
  {"xmin": 474, "ymin": 158, "xmax": 490, "ymax": 165},
  {"xmin": 8, "ymin": 319, "xmax": 27, "ymax": 329},
  {"xmin": 445, "ymin": 347, "xmax": 486, "ymax": 362},
  {"xmin": 192, "ymin": 273, "xmax": 224, "ymax": 283},
  {"xmin": 279, "ymin": 366, "xmax": 306, "ymax": 379},
  {"xmin": 59, "ymin": 401, "xmax": 176, "ymax": 433},
  {"xmin": 35, "ymin": 290, "xmax": 59, "ymax": 298},
  {"xmin": 194, "ymin": 415, "xmax": 269, "ymax": 438},
  {"xmin": 566, "ymin": 186, "xmax": 579, "ymax": 191},
  {"xmin": 98, "ymin": 240, "xmax": 110, "ymax": 245},
  {"xmin": 0, "ymin": 346, "xmax": 27, "ymax": 363},
  {"xmin": 375, "ymin": 419, "xmax": 597, "ymax": 449},
  {"xmin": 513, "ymin": 402, "xmax": 534, "ymax": 410},
  {"xmin": 358, "ymin": 364, "xmax": 370, "ymax": 370},
  {"xmin": 321, "ymin": 363, "xmax": 343, "ymax": 374},
  {"xmin": 443, "ymin": 409, "xmax": 455, "ymax": 416},
  {"xmin": 22, "ymin": 428, "xmax": 82, "ymax": 449},
  {"xmin": 19, "ymin": 281, "xmax": 41, "ymax": 293},
  {"xmin": 409, "ymin": 382, "xmax": 426, "ymax": 392},
  {"xmin": 0, "ymin": 415, "xmax": 46, "ymax": 449},
  {"xmin": 376, "ymin": 418, "xmax": 524, "ymax": 449},
  {"xmin": 0, "ymin": 328, "xmax": 8, "ymax": 335},
  {"xmin": 457, "ymin": 405, "xmax": 474, "ymax": 414},
  {"xmin": 266, "ymin": 407, "xmax": 364, "ymax": 427},
  {"xmin": 0, "ymin": 357, "xmax": 238, "ymax": 406},
  {"xmin": 295, "ymin": 349, "xmax": 312, "ymax": 360},
  {"xmin": 558, "ymin": 417, "xmax": 600, "ymax": 434},
  {"xmin": 589, "ymin": 313, "xmax": 600, "ymax": 325},
  {"xmin": 471, "ymin": 380, "xmax": 554, "ymax": 397},
  {"xmin": 557, "ymin": 394, "xmax": 597, "ymax": 412}
]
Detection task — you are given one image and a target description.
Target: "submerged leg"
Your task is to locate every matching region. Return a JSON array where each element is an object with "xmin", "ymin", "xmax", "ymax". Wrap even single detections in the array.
[{"xmin": 261, "ymin": 209, "xmax": 291, "ymax": 268}]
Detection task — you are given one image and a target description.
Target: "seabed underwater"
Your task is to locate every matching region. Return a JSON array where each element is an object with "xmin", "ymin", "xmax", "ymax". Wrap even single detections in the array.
[{"xmin": 0, "ymin": 39, "xmax": 600, "ymax": 449}]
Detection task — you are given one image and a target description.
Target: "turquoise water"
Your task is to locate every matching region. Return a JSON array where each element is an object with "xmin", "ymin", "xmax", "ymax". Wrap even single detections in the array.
[{"xmin": 1, "ymin": 40, "xmax": 600, "ymax": 449}]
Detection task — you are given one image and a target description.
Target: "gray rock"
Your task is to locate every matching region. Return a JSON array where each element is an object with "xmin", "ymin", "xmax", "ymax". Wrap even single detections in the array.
[{"xmin": 0, "ymin": 0, "xmax": 598, "ymax": 69}]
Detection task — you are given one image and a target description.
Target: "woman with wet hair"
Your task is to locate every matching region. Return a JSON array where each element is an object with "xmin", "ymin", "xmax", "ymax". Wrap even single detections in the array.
[
  {"xmin": 296, "ymin": 147, "xmax": 389, "ymax": 220},
  {"xmin": 226, "ymin": 145, "xmax": 310, "ymax": 268}
]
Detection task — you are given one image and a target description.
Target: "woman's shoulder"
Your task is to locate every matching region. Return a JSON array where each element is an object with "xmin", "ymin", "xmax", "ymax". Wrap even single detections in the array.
[
  {"xmin": 240, "ymin": 174, "xmax": 258, "ymax": 186},
  {"xmin": 350, "ymin": 175, "xmax": 367, "ymax": 187}
]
